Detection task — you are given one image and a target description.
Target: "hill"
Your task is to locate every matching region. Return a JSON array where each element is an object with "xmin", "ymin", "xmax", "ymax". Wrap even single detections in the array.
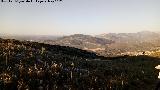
[
  {"xmin": 39, "ymin": 31, "xmax": 160, "ymax": 57},
  {"xmin": 42, "ymin": 34, "xmax": 114, "ymax": 53},
  {"xmin": 0, "ymin": 38, "xmax": 160, "ymax": 89}
]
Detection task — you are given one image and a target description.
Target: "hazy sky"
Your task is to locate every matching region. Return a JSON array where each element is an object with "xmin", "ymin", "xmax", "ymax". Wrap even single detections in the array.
[{"xmin": 0, "ymin": 0, "xmax": 160, "ymax": 35}]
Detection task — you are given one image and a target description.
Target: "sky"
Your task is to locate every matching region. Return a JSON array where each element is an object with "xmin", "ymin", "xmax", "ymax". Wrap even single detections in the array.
[{"xmin": 0, "ymin": 0, "xmax": 160, "ymax": 35}]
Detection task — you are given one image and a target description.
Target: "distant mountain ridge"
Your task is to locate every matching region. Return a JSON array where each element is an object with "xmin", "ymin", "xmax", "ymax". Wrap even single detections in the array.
[
  {"xmin": 41, "ymin": 31, "xmax": 160, "ymax": 57},
  {"xmin": 97, "ymin": 31, "xmax": 160, "ymax": 42},
  {"xmin": 96, "ymin": 31, "xmax": 160, "ymax": 56}
]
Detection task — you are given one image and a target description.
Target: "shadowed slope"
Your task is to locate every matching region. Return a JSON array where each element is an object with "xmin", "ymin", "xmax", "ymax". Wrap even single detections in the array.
[{"xmin": 0, "ymin": 38, "xmax": 160, "ymax": 89}]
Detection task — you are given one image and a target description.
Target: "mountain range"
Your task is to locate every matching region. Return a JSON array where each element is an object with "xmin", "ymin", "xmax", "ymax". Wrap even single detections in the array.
[
  {"xmin": 1, "ymin": 31, "xmax": 160, "ymax": 57},
  {"xmin": 40, "ymin": 31, "xmax": 160, "ymax": 57}
]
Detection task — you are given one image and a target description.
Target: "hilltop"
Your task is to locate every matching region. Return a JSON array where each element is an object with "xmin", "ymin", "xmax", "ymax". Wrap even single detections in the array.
[{"xmin": 41, "ymin": 34, "xmax": 114, "ymax": 53}]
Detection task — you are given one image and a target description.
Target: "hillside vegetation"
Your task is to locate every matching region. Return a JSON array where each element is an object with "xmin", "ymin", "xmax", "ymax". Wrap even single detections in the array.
[{"xmin": 0, "ymin": 38, "xmax": 160, "ymax": 90}]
